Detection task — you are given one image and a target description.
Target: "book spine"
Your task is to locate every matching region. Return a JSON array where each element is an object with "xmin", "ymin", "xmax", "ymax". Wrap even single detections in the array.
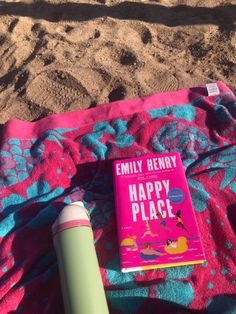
[{"xmin": 112, "ymin": 164, "xmax": 123, "ymax": 268}]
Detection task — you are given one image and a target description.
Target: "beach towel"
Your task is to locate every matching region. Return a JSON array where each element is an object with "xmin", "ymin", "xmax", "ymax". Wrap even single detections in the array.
[{"xmin": 0, "ymin": 81, "xmax": 235, "ymax": 313}]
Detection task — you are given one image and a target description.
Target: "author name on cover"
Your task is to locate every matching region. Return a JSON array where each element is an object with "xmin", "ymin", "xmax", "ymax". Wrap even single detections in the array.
[{"xmin": 115, "ymin": 155, "xmax": 177, "ymax": 176}]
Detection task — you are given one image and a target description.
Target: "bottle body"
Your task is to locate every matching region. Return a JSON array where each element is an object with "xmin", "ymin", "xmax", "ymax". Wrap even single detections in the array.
[{"xmin": 53, "ymin": 203, "xmax": 109, "ymax": 314}]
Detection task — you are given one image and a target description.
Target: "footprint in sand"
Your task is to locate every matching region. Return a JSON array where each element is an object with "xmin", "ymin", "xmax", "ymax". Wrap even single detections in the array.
[
  {"xmin": 26, "ymin": 70, "xmax": 92, "ymax": 112},
  {"xmin": 108, "ymin": 84, "xmax": 126, "ymax": 102},
  {"xmin": 14, "ymin": 70, "xmax": 29, "ymax": 92},
  {"xmin": 141, "ymin": 28, "xmax": 152, "ymax": 45},
  {"xmin": 41, "ymin": 54, "xmax": 56, "ymax": 66},
  {"xmin": 116, "ymin": 23, "xmax": 152, "ymax": 46},
  {"xmin": 119, "ymin": 49, "xmax": 137, "ymax": 66},
  {"xmin": 136, "ymin": 63, "xmax": 179, "ymax": 95},
  {"xmin": 8, "ymin": 18, "xmax": 19, "ymax": 33},
  {"xmin": 95, "ymin": 44, "xmax": 138, "ymax": 68},
  {"xmin": 0, "ymin": 34, "xmax": 17, "ymax": 78},
  {"xmin": 64, "ymin": 23, "xmax": 101, "ymax": 43},
  {"xmin": 130, "ymin": 23, "xmax": 152, "ymax": 45}
]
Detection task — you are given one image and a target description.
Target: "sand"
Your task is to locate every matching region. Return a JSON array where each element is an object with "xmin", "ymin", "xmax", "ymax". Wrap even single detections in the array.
[{"xmin": 0, "ymin": 0, "xmax": 235, "ymax": 124}]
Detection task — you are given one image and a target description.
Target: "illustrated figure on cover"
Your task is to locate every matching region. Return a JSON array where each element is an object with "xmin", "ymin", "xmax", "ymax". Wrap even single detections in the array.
[
  {"xmin": 141, "ymin": 218, "xmax": 158, "ymax": 238},
  {"xmin": 174, "ymin": 210, "xmax": 189, "ymax": 234}
]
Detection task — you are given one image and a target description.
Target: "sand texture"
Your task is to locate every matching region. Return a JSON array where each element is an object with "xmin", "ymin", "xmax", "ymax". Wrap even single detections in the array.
[{"xmin": 0, "ymin": 0, "xmax": 236, "ymax": 124}]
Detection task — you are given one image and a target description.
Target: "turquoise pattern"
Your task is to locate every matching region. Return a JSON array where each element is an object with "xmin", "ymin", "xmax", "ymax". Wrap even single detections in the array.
[
  {"xmin": 151, "ymin": 121, "xmax": 216, "ymax": 168},
  {"xmin": 0, "ymin": 87, "xmax": 235, "ymax": 313},
  {"xmin": 0, "ymin": 139, "xmax": 41, "ymax": 187},
  {"xmin": 187, "ymin": 178, "xmax": 210, "ymax": 212},
  {"xmin": 157, "ymin": 280, "xmax": 194, "ymax": 307},
  {"xmin": 0, "ymin": 128, "xmax": 77, "ymax": 188},
  {"xmin": 153, "ymin": 265, "xmax": 195, "ymax": 308},
  {"xmin": 107, "ymin": 288, "xmax": 149, "ymax": 314},
  {"xmin": 80, "ymin": 119, "xmax": 134, "ymax": 159},
  {"xmin": 0, "ymin": 212, "xmax": 22, "ymax": 237},
  {"xmin": 164, "ymin": 265, "xmax": 194, "ymax": 279},
  {"xmin": 148, "ymin": 101, "xmax": 198, "ymax": 122},
  {"xmin": 106, "ymin": 254, "xmax": 148, "ymax": 313}
]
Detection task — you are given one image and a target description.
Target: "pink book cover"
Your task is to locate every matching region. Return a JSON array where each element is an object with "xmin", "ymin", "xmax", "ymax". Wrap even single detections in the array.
[{"xmin": 113, "ymin": 152, "xmax": 206, "ymax": 272}]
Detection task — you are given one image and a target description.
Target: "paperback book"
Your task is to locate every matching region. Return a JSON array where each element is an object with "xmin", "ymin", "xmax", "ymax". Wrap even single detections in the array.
[{"xmin": 113, "ymin": 152, "xmax": 206, "ymax": 272}]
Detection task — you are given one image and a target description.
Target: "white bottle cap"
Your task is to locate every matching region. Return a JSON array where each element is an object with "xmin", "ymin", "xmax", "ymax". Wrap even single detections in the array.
[{"xmin": 52, "ymin": 202, "xmax": 90, "ymax": 235}]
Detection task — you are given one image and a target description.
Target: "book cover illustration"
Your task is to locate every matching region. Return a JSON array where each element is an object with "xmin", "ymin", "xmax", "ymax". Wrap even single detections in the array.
[{"xmin": 113, "ymin": 152, "xmax": 206, "ymax": 272}]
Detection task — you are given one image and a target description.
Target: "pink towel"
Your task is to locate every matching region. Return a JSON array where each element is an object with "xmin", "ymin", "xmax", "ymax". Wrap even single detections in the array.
[{"xmin": 0, "ymin": 81, "xmax": 235, "ymax": 313}]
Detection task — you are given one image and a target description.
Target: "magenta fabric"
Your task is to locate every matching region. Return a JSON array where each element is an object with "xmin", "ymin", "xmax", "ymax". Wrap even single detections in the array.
[{"xmin": 0, "ymin": 81, "xmax": 235, "ymax": 313}]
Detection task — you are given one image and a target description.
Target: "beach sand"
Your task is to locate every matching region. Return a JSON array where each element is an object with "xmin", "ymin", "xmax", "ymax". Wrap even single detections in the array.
[{"xmin": 0, "ymin": 0, "xmax": 235, "ymax": 124}]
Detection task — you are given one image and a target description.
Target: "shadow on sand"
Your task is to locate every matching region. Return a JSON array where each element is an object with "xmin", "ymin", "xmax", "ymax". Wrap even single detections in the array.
[{"xmin": 0, "ymin": 1, "xmax": 235, "ymax": 30}]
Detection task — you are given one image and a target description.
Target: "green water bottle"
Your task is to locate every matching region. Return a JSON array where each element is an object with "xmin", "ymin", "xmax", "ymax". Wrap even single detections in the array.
[{"xmin": 52, "ymin": 202, "xmax": 109, "ymax": 314}]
